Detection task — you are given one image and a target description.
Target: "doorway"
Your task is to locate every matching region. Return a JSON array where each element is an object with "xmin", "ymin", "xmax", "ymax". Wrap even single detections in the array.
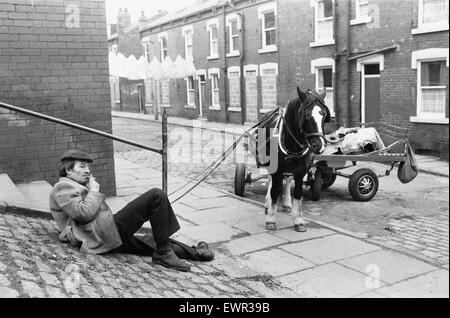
[
  {"xmin": 361, "ymin": 63, "xmax": 380, "ymax": 124},
  {"xmin": 198, "ymin": 74, "xmax": 206, "ymax": 119}
]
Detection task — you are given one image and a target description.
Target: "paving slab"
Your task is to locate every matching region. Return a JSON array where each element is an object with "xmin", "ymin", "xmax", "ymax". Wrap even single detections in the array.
[
  {"xmin": 272, "ymin": 227, "xmax": 335, "ymax": 242},
  {"xmin": 240, "ymin": 248, "xmax": 315, "ymax": 277},
  {"xmin": 223, "ymin": 233, "xmax": 288, "ymax": 255},
  {"xmin": 279, "ymin": 234, "xmax": 381, "ymax": 265},
  {"xmin": 338, "ymin": 250, "xmax": 438, "ymax": 284},
  {"xmin": 277, "ymin": 262, "xmax": 384, "ymax": 298},
  {"xmin": 175, "ymin": 206, "xmax": 261, "ymax": 225},
  {"xmin": 376, "ymin": 269, "xmax": 449, "ymax": 298},
  {"xmin": 174, "ymin": 222, "xmax": 246, "ymax": 244},
  {"xmin": 354, "ymin": 291, "xmax": 388, "ymax": 298}
]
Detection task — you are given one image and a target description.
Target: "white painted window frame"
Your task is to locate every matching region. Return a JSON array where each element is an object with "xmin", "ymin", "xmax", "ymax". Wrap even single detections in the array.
[
  {"xmin": 350, "ymin": 0, "xmax": 372, "ymax": 25},
  {"xmin": 258, "ymin": 3, "xmax": 278, "ymax": 54},
  {"xmin": 181, "ymin": 25, "xmax": 194, "ymax": 62},
  {"xmin": 311, "ymin": 58, "xmax": 335, "ymax": 117},
  {"xmin": 244, "ymin": 64, "xmax": 259, "ymax": 77},
  {"xmin": 158, "ymin": 32, "xmax": 168, "ymax": 62},
  {"xmin": 412, "ymin": 0, "xmax": 449, "ymax": 35},
  {"xmin": 208, "ymin": 68, "xmax": 221, "ymax": 110},
  {"xmin": 310, "ymin": 0, "xmax": 335, "ymax": 47},
  {"xmin": 207, "ymin": 18, "xmax": 219, "ymax": 60},
  {"xmin": 410, "ymin": 48, "xmax": 449, "ymax": 124},
  {"xmin": 141, "ymin": 36, "xmax": 151, "ymax": 62},
  {"xmin": 227, "ymin": 66, "xmax": 241, "ymax": 112},
  {"xmin": 226, "ymin": 13, "xmax": 241, "ymax": 57},
  {"xmin": 185, "ymin": 75, "xmax": 196, "ymax": 108}
]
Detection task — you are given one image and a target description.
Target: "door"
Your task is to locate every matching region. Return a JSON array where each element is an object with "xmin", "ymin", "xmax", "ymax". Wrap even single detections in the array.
[
  {"xmin": 137, "ymin": 84, "xmax": 144, "ymax": 113},
  {"xmin": 362, "ymin": 64, "xmax": 380, "ymax": 124},
  {"xmin": 198, "ymin": 74, "xmax": 206, "ymax": 118}
]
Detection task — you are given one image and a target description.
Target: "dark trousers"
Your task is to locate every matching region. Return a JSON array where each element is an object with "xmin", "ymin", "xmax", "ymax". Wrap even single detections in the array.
[{"xmin": 111, "ymin": 188, "xmax": 181, "ymax": 256}]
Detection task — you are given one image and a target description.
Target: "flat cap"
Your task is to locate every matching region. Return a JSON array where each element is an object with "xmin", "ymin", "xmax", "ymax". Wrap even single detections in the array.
[{"xmin": 60, "ymin": 149, "xmax": 93, "ymax": 163}]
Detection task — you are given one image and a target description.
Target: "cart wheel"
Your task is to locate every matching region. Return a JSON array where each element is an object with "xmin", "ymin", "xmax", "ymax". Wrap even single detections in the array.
[
  {"xmin": 316, "ymin": 161, "xmax": 336, "ymax": 190},
  {"xmin": 234, "ymin": 163, "xmax": 246, "ymax": 197},
  {"xmin": 322, "ymin": 173, "xmax": 337, "ymax": 189},
  {"xmin": 310, "ymin": 168, "xmax": 323, "ymax": 201},
  {"xmin": 348, "ymin": 168, "xmax": 379, "ymax": 201}
]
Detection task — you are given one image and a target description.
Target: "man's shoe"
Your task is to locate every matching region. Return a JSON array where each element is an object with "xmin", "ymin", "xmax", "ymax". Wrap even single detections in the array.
[
  {"xmin": 152, "ymin": 249, "xmax": 191, "ymax": 272},
  {"xmin": 194, "ymin": 241, "xmax": 214, "ymax": 261}
]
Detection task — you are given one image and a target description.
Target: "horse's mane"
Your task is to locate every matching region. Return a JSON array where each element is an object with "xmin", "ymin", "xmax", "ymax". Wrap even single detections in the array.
[{"xmin": 283, "ymin": 96, "xmax": 309, "ymax": 153}]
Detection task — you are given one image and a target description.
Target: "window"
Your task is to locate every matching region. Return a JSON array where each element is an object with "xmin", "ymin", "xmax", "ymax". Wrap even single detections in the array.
[
  {"xmin": 258, "ymin": 3, "xmax": 278, "ymax": 53},
  {"xmin": 260, "ymin": 63, "xmax": 278, "ymax": 112},
  {"xmin": 316, "ymin": 68, "xmax": 334, "ymax": 116},
  {"xmin": 311, "ymin": 0, "xmax": 334, "ymax": 47},
  {"xmin": 207, "ymin": 19, "xmax": 219, "ymax": 59},
  {"xmin": 351, "ymin": 0, "xmax": 372, "ymax": 25},
  {"xmin": 418, "ymin": 61, "xmax": 447, "ymax": 118},
  {"xmin": 311, "ymin": 58, "xmax": 335, "ymax": 116},
  {"xmin": 159, "ymin": 33, "xmax": 168, "ymax": 61},
  {"xmin": 159, "ymin": 79, "xmax": 170, "ymax": 107},
  {"xmin": 142, "ymin": 39, "xmax": 151, "ymax": 62},
  {"xmin": 186, "ymin": 76, "xmax": 195, "ymax": 107},
  {"xmin": 412, "ymin": 0, "xmax": 449, "ymax": 34},
  {"xmin": 182, "ymin": 26, "xmax": 193, "ymax": 61},
  {"xmin": 208, "ymin": 68, "xmax": 220, "ymax": 109},
  {"xmin": 228, "ymin": 66, "xmax": 241, "ymax": 111},
  {"xmin": 226, "ymin": 14, "xmax": 241, "ymax": 57},
  {"xmin": 411, "ymin": 48, "xmax": 449, "ymax": 123}
]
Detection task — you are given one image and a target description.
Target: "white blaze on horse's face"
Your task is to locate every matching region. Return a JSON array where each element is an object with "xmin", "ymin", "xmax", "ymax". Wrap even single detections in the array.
[{"xmin": 311, "ymin": 105, "xmax": 326, "ymax": 153}]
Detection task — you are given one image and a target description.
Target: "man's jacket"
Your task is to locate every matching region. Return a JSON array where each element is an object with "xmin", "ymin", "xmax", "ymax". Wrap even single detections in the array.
[{"xmin": 49, "ymin": 177, "xmax": 122, "ymax": 254}]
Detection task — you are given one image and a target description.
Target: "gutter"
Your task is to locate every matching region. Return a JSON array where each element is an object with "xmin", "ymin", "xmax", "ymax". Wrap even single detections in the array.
[
  {"xmin": 332, "ymin": 0, "xmax": 338, "ymax": 126},
  {"xmin": 238, "ymin": 11, "xmax": 245, "ymax": 124},
  {"xmin": 347, "ymin": 44, "xmax": 399, "ymax": 61},
  {"xmin": 223, "ymin": 4, "xmax": 229, "ymax": 123},
  {"xmin": 346, "ymin": 0, "xmax": 351, "ymax": 127}
]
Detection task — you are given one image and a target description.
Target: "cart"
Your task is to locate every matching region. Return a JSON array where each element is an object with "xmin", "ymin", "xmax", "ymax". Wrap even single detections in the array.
[{"xmin": 234, "ymin": 123, "xmax": 411, "ymax": 202}]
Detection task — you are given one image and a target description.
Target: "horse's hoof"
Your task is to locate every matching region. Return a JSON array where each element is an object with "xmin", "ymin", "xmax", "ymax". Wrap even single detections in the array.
[
  {"xmin": 294, "ymin": 224, "xmax": 307, "ymax": 232},
  {"xmin": 265, "ymin": 222, "xmax": 277, "ymax": 231}
]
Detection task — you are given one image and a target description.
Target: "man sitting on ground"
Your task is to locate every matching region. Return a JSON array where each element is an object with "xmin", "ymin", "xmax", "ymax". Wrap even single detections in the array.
[{"xmin": 49, "ymin": 149, "xmax": 213, "ymax": 272}]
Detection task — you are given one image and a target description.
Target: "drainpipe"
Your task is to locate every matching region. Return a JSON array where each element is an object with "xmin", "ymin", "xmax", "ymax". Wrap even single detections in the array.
[
  {"xmin": 346, "ymin": 0, "xmax": 352, "ymax": 127},
  {"xmin": 332, "ymin": 0, "xmax": 338, "ymax": 128},
  {"xmin": 238, "ymin": 12, "xmax": 245, "ymax": 124},
  {"xmin": 223, "ymin": 4, "xmax": 229, "ymax": 123}
]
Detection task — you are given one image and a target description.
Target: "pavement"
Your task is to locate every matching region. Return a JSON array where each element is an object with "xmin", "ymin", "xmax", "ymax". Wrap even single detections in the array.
[{"xmin": 112, "ymin": 111, "xmax": 449, "ymax": 178}]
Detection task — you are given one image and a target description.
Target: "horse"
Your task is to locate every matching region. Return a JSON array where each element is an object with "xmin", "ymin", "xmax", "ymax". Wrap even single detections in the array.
[{"xmin": 256, "ymin": 87, "xmax": 330, "ymax": 232}]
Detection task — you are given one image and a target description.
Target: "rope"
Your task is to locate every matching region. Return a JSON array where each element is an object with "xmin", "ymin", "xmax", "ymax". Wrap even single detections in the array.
[{"xmin": 168, "ymin": 108, "xmax": 281, "ymax": 204}]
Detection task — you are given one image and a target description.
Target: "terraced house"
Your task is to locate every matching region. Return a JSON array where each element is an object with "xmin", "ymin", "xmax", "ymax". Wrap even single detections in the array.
[{"xmin": 138, "ymin": 0, "xmax": 448, "ymax": 159}]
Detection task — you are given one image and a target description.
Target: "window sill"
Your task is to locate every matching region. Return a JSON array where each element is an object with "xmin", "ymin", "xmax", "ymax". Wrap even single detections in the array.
[
  {"xmin": 258, "ymin": 46, "xmax": 278, "ymax": 54},
  {"xmin": 260, "ymin": 108, "xmax": 275, "ymax": 113},
  {"xmin": 209, "ymin": 106, "xmax": 221, "ymax": 110},
  {"xmin": 310, "ymin": 39, "xmax": 335, "ymax": 47},
  {"xmin": 207, "ymin": 55, "xmax": 219, "ymax": 60},
  {"xmin": 410, "ymin": 116, "xmax": 448, "ymax": 124},
  {"xmin": 228, "ymin": 107, "xmax": 241, "ymax": 112},
  {"xmin": 184, "ymin": 105, "xmax": 196, "ymax": 109},
  {"xmin": 412, "ymin": 24, "xmax": 449, "ymax": 35},
  {"xmin": 160, "ymin": 104, "xmax": 170, "ymax": 108},
  {"xmin": 226, "ymin": 51, "xmax": 240, "ymax": 57},
  {"xmin": 350, "ymin": 16, "xmax": 372, "ymax": 25}
]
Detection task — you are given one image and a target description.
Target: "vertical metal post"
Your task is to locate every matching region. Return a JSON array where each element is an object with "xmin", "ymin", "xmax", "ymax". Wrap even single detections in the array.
[{"xmin": 162, "ymin": 107, "xmax": 168, "ymax": 193}]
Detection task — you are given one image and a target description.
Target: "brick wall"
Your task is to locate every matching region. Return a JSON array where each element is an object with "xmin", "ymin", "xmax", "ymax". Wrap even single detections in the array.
[{"xmin": 0, "ymin": 0, "xmax": 116, "ymax": 195}]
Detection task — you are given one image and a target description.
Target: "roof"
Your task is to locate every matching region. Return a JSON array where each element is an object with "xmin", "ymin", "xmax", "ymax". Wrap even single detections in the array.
[{"xmin": 141, "ymin": 0, "xmax": 228, "ymax": 32}]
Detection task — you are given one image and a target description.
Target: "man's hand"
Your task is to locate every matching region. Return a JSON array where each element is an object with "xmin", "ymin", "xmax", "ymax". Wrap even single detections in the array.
[{"xmin": 86, "ymin": 176, "xmax": 100, "ymax": 192}]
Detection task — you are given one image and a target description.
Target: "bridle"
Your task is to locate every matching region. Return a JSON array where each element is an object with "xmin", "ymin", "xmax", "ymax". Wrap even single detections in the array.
[{"xmin": 280, "ymin": 91, "xmax": 329, "ymax": 157}]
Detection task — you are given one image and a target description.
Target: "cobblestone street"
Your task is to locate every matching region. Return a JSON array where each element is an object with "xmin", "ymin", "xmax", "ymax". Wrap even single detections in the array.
[{"xmin": 0, "ymin": 210, "xmax": 292, "ymax": 298}]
